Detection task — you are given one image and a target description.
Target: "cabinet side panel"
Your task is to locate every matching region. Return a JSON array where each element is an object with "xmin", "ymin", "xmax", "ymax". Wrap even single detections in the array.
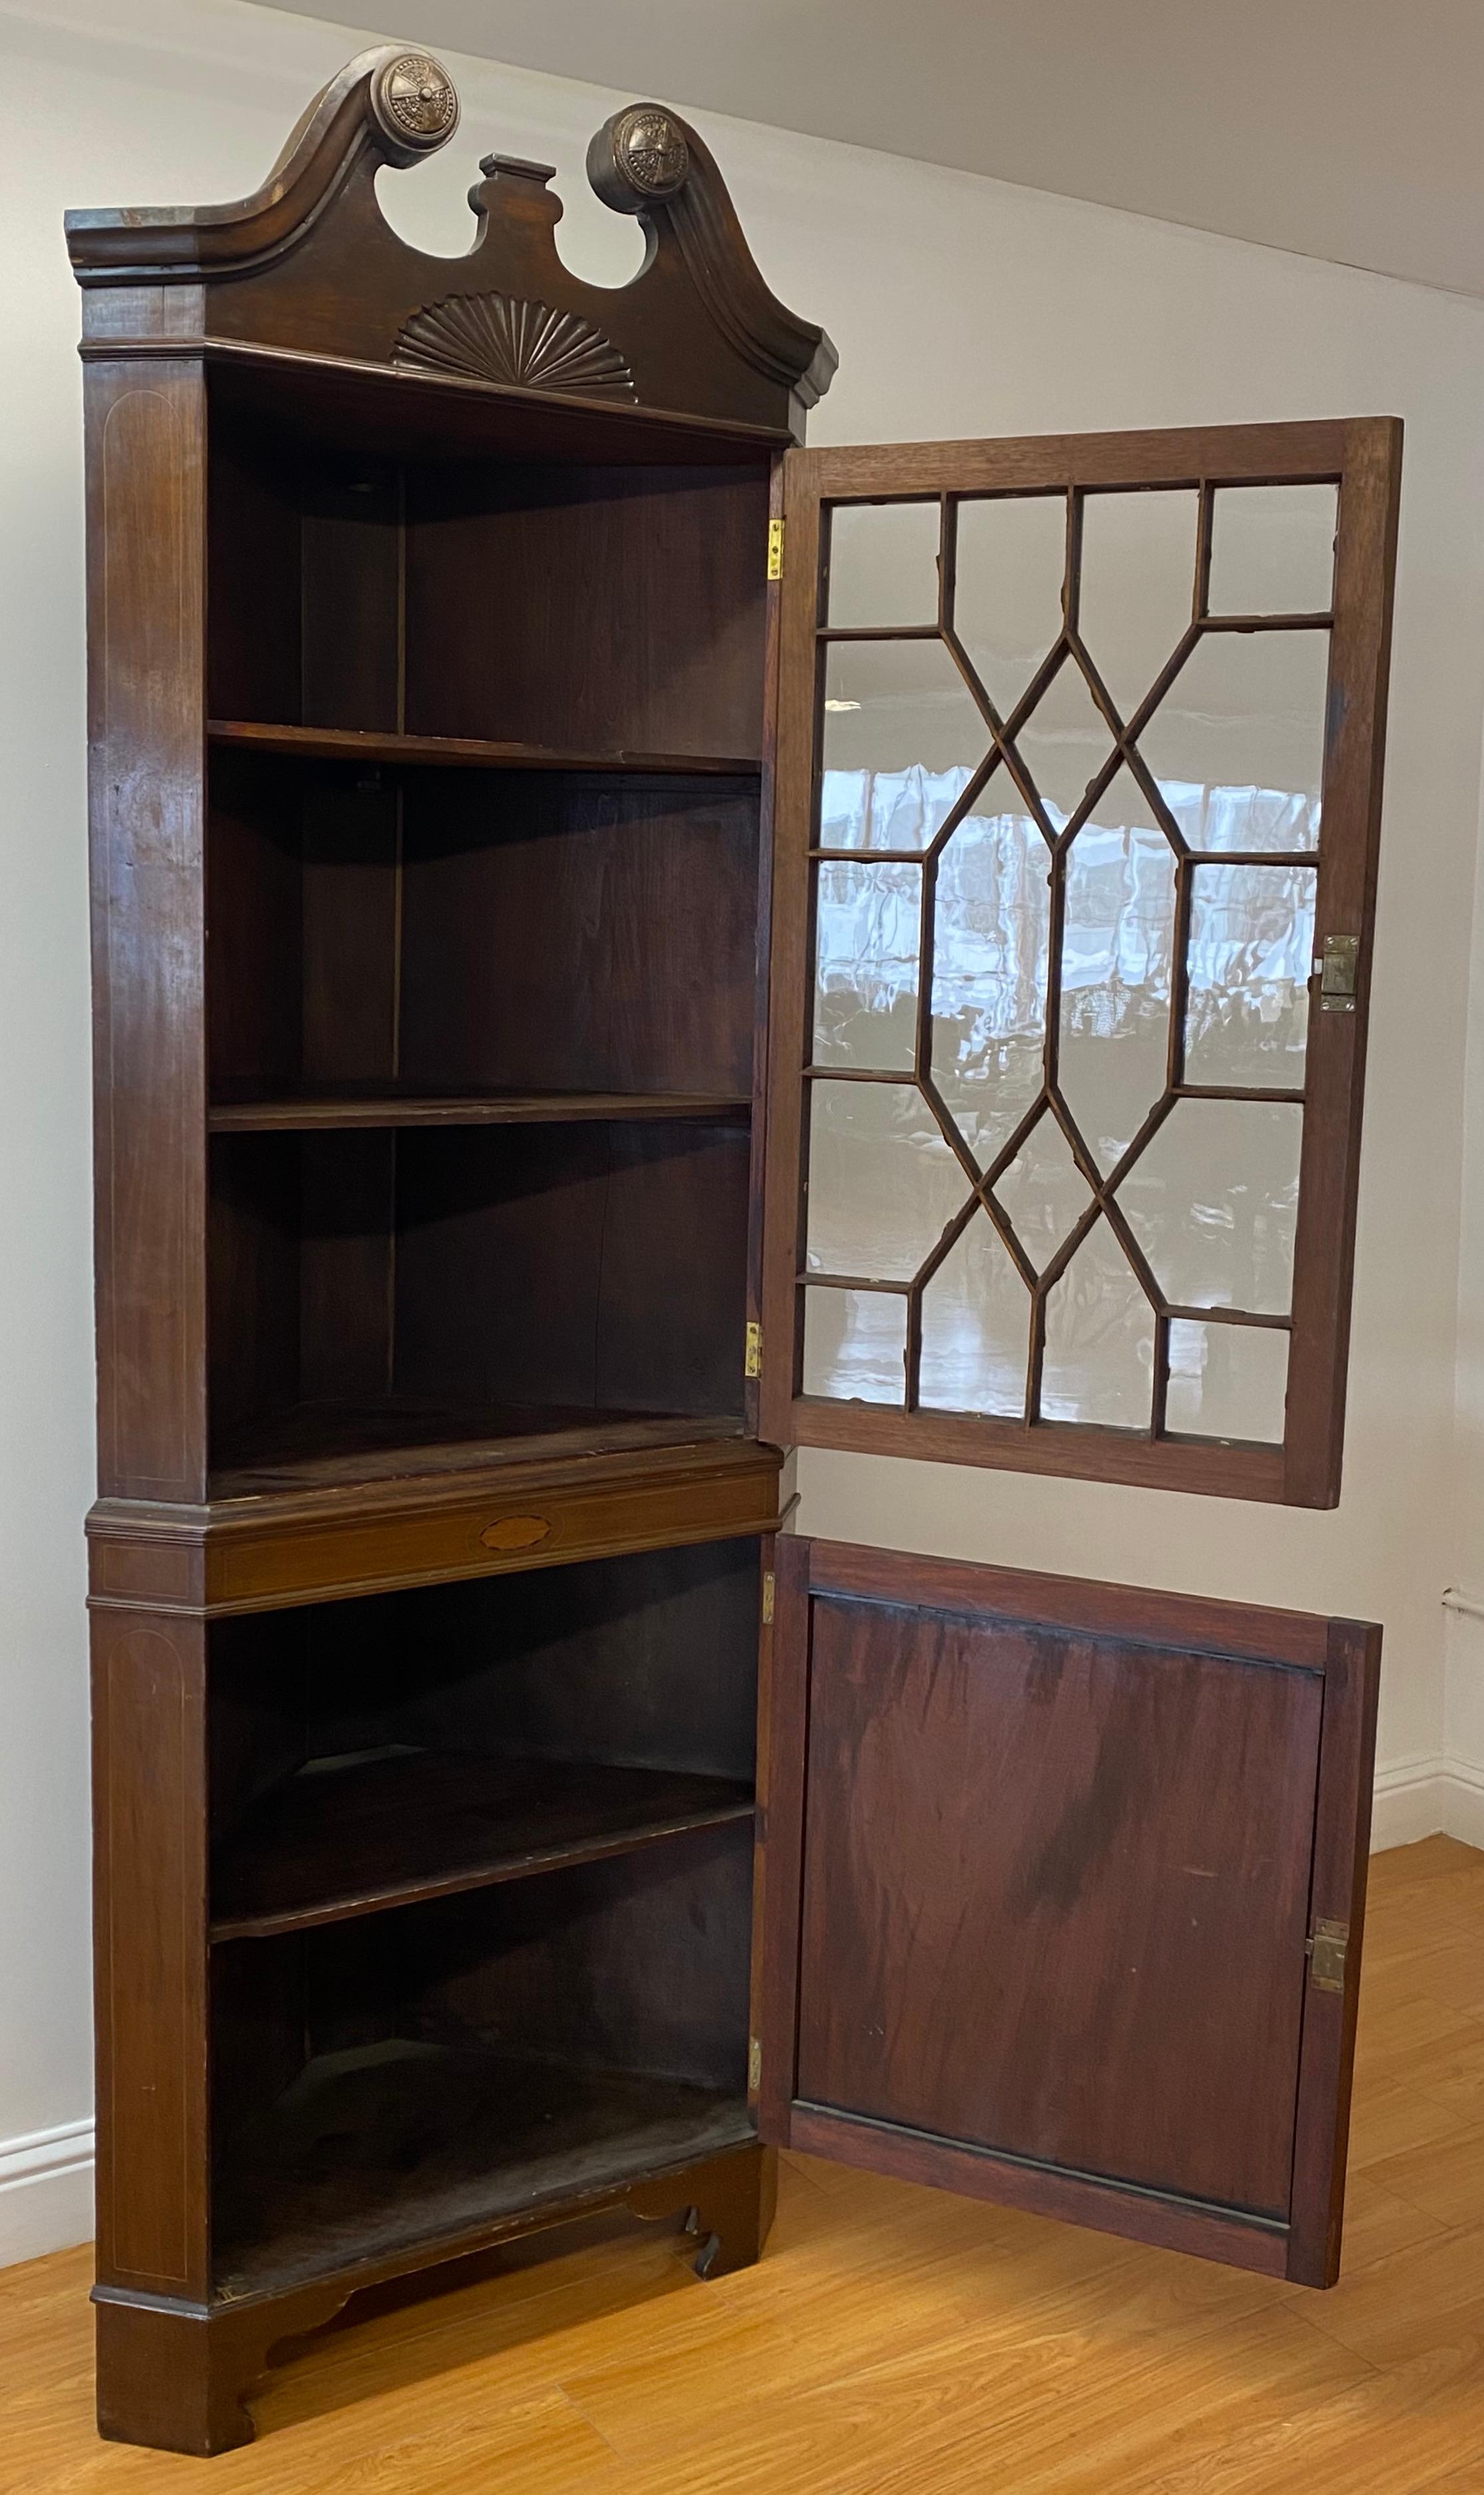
[
  {"xmin": 88, "ymin": 364, "xmax": 208, "ymax": 1500},
  {"xmin": 92, "ymin": 1611, "xmax": 210, "ymax": 2295}
]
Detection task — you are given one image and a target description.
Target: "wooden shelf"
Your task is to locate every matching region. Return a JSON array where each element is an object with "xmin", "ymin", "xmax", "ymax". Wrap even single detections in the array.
[
  {"xmin": 212, "ymin": 1748, "xmax": 754, "ymax": 1941},
  {"xmin": 209, "ymin": 1091, "xmax": 752, "ymax": 1134},
  {"xmin": 212, "ymin": 2043, "xmax": 754, "ymax": 2298},
  {"xmin": 208, "ymin": 1404, "xmax": 746, "ymax": 1498},
  {"xmin": 208, "ymin": 719, "xmax": 763, "ymax": 776}
]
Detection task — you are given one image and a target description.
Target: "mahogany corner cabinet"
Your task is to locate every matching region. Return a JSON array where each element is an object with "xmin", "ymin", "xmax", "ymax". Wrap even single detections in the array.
[{"xmin": 71, "ymin": 46, "xmax": 1397, "ymax": 2455}]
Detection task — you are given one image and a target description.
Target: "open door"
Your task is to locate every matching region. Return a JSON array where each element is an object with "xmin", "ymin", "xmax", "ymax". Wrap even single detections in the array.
[
  {"xmin": 754, "ymin": 1538, "xmax": 1379, "ymax": 2285},
  {"xmin": 760, "ymin": 420, "xmax": 1402, "ymax": 1505}
]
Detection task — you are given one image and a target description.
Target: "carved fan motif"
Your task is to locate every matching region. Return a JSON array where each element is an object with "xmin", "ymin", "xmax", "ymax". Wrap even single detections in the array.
[{"xmin": 394, "ymin": 293, "xmax": 637, "ymax": 399}]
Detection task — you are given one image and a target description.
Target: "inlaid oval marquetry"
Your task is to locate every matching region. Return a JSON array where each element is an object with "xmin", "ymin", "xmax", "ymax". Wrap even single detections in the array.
[
  {"xmin": 480, "ymin": 1514, "xmax": 553, "ymax": 1552},
  {"xmin": 393, "ymin": 293, "xmax": 637, "ymax": 399}
]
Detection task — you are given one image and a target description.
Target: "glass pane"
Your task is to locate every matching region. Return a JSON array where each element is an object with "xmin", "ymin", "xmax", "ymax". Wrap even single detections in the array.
[
  {"xmin": 1208, "ymin": 484, "xmax": 1338, "ymax": 617},
  {"xmin": 1077, "ymin": 489, "xmax": 1197, "ymax": 725},
  {"xmin": 1058, "ymin": 778, "xmax": 1177, "ymax": 1174},
  {"xmin": 1185, "ymin": 863, "xmax": 1315, "ymax": 1089},
  {"xmin": 1119, "ymin": 1098, "xmax": 1303, "ymax": 1315},
  {"xmin": 812, "ymin": 860, "xmax": 921, "ymax": 1071},
  {"xmin": 1135, "ymin": 631, "xmax": 1328, "ymax": 853},
  {"xmin": 1012, "ymin": 657, "xmax": 1115, "ymax": 830},
  {"xmin": 919, "ymin": 1209, "xmax": 1028, "ymax": 1417},
  {"xmin": 821, "ymin": 641, "xmax": 992, "ymax": 848},
  {"xmin": 805, "ymin": 1079, "xmax": 971, "ymax": 1283},
  {"xmin": 930, "ymin": 795, "xmax": 1048, "ymax": 1164},
  {"xmin": 1042, "ymin": 1220, "xmax": 1155, "ymax": 1426},
  {"xmin": 826, "ymin": 500, "xmax": 941, "ymax": 627},
  {"xmin": 1167, "ymin": 1316, "xmax": 1288, "ymax": 1443},
  {"xmin": 953, "ymin": 495, "xmax": 1066, "ymax": 719},
  {"xmin": 991, "ymin": 1110, "xmax": 1094, "ymax": 1277},
  {"xmin": 802, "ymin": 1286, "xmax": 907, "ymax": 1405}
]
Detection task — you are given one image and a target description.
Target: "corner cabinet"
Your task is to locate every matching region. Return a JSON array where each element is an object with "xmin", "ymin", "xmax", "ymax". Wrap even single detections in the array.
[{"xmin": 71, "ymin": 49, "xmax": 1395, "ymax": 2456}]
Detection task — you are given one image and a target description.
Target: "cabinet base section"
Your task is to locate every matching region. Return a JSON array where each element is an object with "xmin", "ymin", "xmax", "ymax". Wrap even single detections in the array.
[{"xmin": 94, "ymin": 2137, "xmax": 776, "ymax": 2456}]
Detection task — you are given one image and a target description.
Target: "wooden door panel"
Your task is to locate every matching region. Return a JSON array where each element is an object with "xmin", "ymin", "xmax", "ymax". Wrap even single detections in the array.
[{"xmin": 757, "ymin": 1538, "xmax": 1380, "ymax": 2285}]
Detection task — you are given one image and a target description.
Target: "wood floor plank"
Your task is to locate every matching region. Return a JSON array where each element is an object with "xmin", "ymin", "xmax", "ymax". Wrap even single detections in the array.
[{"xmin": 5, "ymin": 1844, "xmax": 1484, "ymax": 2490}]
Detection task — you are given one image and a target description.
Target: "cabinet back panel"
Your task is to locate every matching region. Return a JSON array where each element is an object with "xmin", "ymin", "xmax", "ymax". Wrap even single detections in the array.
[
  {"xmin": 206, "ymin": 756, "xmax": 304, "ymax": 1098},
  {"xmin": 392, "ymin": 1122, "xmax": 748, "ymax": 1418},
  {"xmin": 300, "ymin": 781, "xmax": 402, "ymax": 1086},
  {"xmin": 404, "ymin": 464, "xmax": 769, "ymax": 754},
  {"xmin": 398, "ymin": 774, "xmax": 758, "ymax": 1097},
  {"xmin": 299, "ymin": 467, "xmax": 402, "ymax": 734},
  {"xmin": 206, "ymin": 429, "xmax": 301, "ymax": 725},
  {"xmin": 208, "ymin": 1120, "xmax": 748, "ymax": 1454}
]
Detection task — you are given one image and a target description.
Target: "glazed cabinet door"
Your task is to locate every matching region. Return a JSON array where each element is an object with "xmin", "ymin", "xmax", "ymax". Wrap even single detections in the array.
[
  {"xmin": 753, "ymin": 1538, "xmax": 1379, "ymax": 2285},
  {"xmin": 760, "ymin": 422, "xmax": 1401, "ymax": 1505}
]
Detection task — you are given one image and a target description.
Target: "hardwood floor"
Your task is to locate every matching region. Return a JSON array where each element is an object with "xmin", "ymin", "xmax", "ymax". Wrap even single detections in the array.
[{"xmin": 5, "ymin": 1834, "xmax": 1483, "ymax": 2493}]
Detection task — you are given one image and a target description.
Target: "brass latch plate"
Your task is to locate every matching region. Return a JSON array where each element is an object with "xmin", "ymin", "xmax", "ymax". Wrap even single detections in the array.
[
  {"xmin": 744, "ymin": 1319, "xmax": 763, "ymax": 1379},
  {"xmin": 1308, "ymin": 1917, "xmax": 1349, "ymax": 1992},
  {"xmin": 766, "ymin": 518, "xmax": 784, "ymax": 581},
  {"xmin": 1318, "ymin": 934, "xmax": 1360, "ymax": 1012},
  {"xmin": 762, "ymin": 1570, "xmax": 775, "ymax": 1625},
  {"xmin": 748, "ymin": 2035, "xmax": 762, "ymax": 2091}
]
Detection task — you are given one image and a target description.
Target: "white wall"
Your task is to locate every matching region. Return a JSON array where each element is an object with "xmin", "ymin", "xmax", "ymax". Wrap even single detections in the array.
[{"xmin": 4, "ymin": 0, "xmax": 1484, "ymax": 2263}]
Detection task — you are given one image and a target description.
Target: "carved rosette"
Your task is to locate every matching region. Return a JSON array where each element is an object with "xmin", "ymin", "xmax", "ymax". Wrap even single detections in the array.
[
  {"xmin": 394, "ymin": 292, "xmax": 637, "ymax": 399},
  {"xmin": 371, "ymin": 51, "xmax": 460, "ymax": 150},
  {"xmin": 609, "ymin": 105, "xmax": 691, "ymax": 200}
]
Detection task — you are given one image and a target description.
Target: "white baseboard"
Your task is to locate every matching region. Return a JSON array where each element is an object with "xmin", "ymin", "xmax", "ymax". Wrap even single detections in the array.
[
  {"xmin": 0, "ymin": 2120, "xmax": 93, "ymax": 2267},
  {"xmin": 1370, "ymin": 1752, "xmax": 1484, "ymax": 1851}
]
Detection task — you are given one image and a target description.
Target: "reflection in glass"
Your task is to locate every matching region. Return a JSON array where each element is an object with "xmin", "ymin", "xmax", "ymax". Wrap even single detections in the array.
[
  {"xmin": 1058, "ymin": 778, "xmax": 1177, "ymax": 1174},
  {"xmin": 1120, "ymin": 1098, "xmax": 1303, "ymax": 1315},
  {"xmin": 821, "ymin": 641, "xmax": 992, "ymax": 838},
  {"xmin": 1208, "ymin": 485, "xmax": 1337, "ymax": 619},
  {"xmin": 1167, "ymin": 1316, "xmax": 1288, "ymax": 1443},
  {"xmin": 992, "ymin": 1110, "xmax": 1094, "ymax": 1277},
  {"xmin": 802, "ymin": 1286, "xmax": 907, "ymax": 1405},
  {"xmin": 806, "ymin": 1080, "xmax": 970, "ymax": 1283},
  {"xmin": 826, "ymin": 499, "xmax": 941, "ymax": 628},
  {"xmin": 919, "ymin": 1210, "xmax": 1028, "ymax": 1417},
  {"xmin": 1185, "ymin": 864, "xmax": 1315, "ymax": 1090},
  {"xmin": 821, "ymin": 762, "xmax": 976, "ymax": 854},
  {"xmin": 1042, "ymin": 1219, "xmax": 1155, "ymax": 1426},
  {"xmin": 1136, "ymin": 631, "xmax": 1328, "ymax": 852},
  {"xmin": 1078, "ymin": 489, "xmax": 1197, "ymax": 725},
  {"xmin": 953, "ymin": 494, "xmax": 1066, "ymax": 719},
  {"xmin": 929, "ymin": 797, "xmax": 1048, "ymax": 1162},
  {"xmin": 812, "ymin": 860, "xmax": 921, "ymax": 1071},
  {"xmin": 1013, "ymin": 657, "xmax": 1116, "ymax": 829}
]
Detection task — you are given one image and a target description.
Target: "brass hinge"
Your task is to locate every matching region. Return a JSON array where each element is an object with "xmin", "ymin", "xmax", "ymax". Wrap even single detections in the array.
[
  {"xmin": 745, "ymin": 1319, "xmax": 764, "ymax": 1379},
  {"xmin": 766, "ymin": 518, "xmax": 785, "ymax": 581},
  {"xmin": 1307, "ymin": 1917, "xmax": 1349, "ymax": 1993},
  {"xmin": 762, "ymin": 1570, "xmax": 776, "ymax": 1625},
  {"xmin": 748, "ymin": 2035, "xmax": 762, "ymax": 2091},
  {"xmin": 1318, "ymin": 934, "xmax": 1361, "ymax": 1013}
]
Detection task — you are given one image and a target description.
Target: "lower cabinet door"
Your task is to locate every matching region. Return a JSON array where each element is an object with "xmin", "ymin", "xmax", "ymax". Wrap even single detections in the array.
[{"xmin": 754, "ymin": 1537, "xmax": 1380, "ymax": 2286}]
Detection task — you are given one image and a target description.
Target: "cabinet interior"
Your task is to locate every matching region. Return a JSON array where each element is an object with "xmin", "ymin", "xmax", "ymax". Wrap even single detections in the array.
[
  {"xmin": 208, "ymin": 1538, "xmax": 761, "ymax": 2294},
  {"xmin": 203, "ymin": 385, "xmax": 770, "ymax": 1488}
]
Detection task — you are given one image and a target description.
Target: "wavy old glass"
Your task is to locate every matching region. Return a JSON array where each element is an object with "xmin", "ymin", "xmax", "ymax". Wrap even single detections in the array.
[
  {"xmin": 803, "ymin": 489, "xmax": 1327, "ymax": 1430},
  {"xmin": 820, "ymin": 639, "xmax": 992, "ymax": 849}
]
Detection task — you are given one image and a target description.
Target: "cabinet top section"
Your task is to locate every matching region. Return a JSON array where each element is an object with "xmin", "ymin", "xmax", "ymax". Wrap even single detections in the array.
[{"xmin": 65, "ymin": 44, "xmax": 837, "ymax": 444}]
